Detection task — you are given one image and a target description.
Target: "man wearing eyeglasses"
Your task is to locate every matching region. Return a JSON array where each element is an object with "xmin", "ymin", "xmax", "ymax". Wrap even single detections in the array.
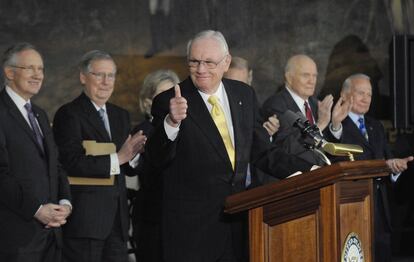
[
  {"xmin": 145, "ymin": 30, "xmax": 312, "ymax": 262},
  {"xmin": 52, "ymin": 50, "xmax": 146, "ymax": 262},
  {"xmin": 0, "ymin": 42, "xmax": 71, "ymax": 262}
]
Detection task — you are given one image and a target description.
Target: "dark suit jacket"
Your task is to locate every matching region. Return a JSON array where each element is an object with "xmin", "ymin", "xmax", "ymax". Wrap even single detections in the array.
[
  {"xmin": 53, "ymin": 92, "xmax": 134, "ymax": 241},
  {"xmin": 0, "ymin": 89, "xmax": 70, "ymax": 253},
  {"xmin": 261, "ymin": 86, "xmax": 326, "ymax": 166},
  {"xmin": 325, "ymin": 115, "xmax": 392, "ymax": 228},
  {"xmin": 146, "ymin": 77, "xmax": 312, "ymax": 262}
]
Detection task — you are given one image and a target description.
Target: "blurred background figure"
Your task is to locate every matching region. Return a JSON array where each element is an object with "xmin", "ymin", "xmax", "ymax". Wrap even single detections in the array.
[
  {"xmin": 145, "ymin": 0, "xmax": 173, "ymax": 58},
  {"xmin": 224, "ymin": 56, "xmax": 279, "ymax": 186},
  {"xmin": 131, "ymin": 69, "xmax": 179, "ymax": 262},
  {"xmin": 224, "ymin": 56, "xmax": 279, "ymax": 138},
  {"xmin": 224, "ymin": 56, "xmax": 252, "ymax": 85}
]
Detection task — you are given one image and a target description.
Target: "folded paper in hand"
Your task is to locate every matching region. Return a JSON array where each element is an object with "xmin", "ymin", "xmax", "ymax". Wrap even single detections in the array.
[{"xmin": 67, "ymin": 140, "xmax": 116, "ymax": 186}]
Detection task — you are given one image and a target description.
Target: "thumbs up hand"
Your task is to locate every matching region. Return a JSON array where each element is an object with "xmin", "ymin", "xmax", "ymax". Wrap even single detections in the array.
[{"xmin": 167, "ymin": 85, "xmax": 188, "ymax": 127}]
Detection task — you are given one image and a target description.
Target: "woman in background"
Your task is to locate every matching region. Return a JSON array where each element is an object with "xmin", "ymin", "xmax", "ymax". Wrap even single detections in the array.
[{"xmin": 132, "ymin": 69, "xmax": 179, "ymax": 262}]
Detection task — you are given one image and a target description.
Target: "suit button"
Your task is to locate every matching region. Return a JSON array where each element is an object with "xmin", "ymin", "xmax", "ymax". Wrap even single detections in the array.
[{"xmin": 231, "ymin": 182, "xmax": 235, "ymax": 186}]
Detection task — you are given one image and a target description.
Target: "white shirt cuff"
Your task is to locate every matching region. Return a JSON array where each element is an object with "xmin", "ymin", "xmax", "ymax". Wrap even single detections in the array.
[
  {"xmin": 34, "ymin": 204, "xmax": 42, "ymax": 217},
  {"xmin": 329, "ymin": 123, "xmax": 343, "ymax": 140},
  {"xmin": 110, "ymin": 153, "xmax": 120, "ymax": 175},
  {"xmin": 390, "ymin": 172, "xmax": 402, "ymax": 182},
  {"xmin": 164, "ymin": 115, "xmax": 180, "ymax": 141},
  {"xmin": 59, "ymin": 199, "xmax": 72, "ymax": 210},
  {"xmin": 129, "ymin": 153, "xmax": 141, "ymax": 168}
]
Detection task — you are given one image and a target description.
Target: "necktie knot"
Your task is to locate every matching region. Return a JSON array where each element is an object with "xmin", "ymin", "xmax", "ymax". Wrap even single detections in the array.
[
  {"xmin": 208, "ymin": 95, "xmax": 221, "ymax": 117},
  {"xmin": 99, "ymin": 108, "xmax": 106, "ymax": 120},
  {"xmin": 24, "ymin": 102, "xmax": 32, "ymax": 113},
  {"xmin": 208, "ymin": 95, "xmax": 219, "ymax": 106}
]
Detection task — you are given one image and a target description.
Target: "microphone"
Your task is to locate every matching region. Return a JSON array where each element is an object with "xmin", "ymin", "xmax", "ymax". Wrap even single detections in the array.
[
  {"xmin": 282, "ymin": 110, "xmax": 363, "ymax": 161},
  {"xmin": 282, "ymin": 110, "xmax": 326, "ymax": 149}
]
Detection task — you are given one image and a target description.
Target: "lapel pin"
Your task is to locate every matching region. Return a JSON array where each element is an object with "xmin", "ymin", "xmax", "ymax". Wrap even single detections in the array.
[{"xmin": 239, "ymin": 101, "xmax": 242, "ymax": 105}]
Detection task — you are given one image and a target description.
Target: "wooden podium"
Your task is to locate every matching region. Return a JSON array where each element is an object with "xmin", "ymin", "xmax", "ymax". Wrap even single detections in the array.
[{"xmin": 224, "ymin": 160, "xmax": 390, "ymax": 262}]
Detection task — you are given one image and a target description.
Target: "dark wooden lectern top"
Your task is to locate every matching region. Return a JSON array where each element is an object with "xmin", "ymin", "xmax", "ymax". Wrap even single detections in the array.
[{"xmin": 225, "ymin": 160, "xmax": 389, "ymax": 214}]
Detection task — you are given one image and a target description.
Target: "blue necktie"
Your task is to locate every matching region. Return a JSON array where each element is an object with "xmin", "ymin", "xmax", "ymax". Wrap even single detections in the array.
[
  {"xmin": 24, "ymin": 103, "xmax": 44, "ymax": 152},
  {"xmin": 98, "ymin": 108, "xmax": 111, "ymax": 139},
  {"xmin": 358, "ymin": 117, "xmax": 368, "ymax": 140}
]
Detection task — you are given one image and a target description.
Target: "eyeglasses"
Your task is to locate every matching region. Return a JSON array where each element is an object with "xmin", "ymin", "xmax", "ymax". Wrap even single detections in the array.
[
  {"xmin": 88, "ymin": 71, "xmax": 116, "ymax": 82},
  {"xmin": 11, "ymin": 65, "xmax": 44, "ymax": 74},
  {"xmin": 188, "ymin": 54, "xmax": 228, "ymax": 69}
]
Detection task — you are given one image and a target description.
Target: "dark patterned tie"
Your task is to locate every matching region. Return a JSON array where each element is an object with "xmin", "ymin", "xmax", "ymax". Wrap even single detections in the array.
[
  {"xmin": 358, "ymin": 117, "xmax": 368, "ymax": 140},
  {"xmin": 24, "ymin": 103, "xmax": 44, "ymax": 152},
  {"xmin": 304, "ymin": 101, "xmax": 314, "ymax": 125}
]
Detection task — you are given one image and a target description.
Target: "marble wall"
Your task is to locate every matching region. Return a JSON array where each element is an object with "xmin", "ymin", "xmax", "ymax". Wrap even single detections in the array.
[{"xmin": 0, "ymin": 0, "xmax": 409, "ymax": 123}]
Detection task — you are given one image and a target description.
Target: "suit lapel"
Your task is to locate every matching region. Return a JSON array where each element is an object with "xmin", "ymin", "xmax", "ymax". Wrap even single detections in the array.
[
  {"xmin": 344, "ymin": 117, "xmax": 373, "ymax": 150},
  {"xmin": 1, "ymin": 90, "xmax": 45, "ymax": 155},
  {"xmin": 225, "ymin": 83, "xmax": 243, "ymax": 172},
  {"xmin": 282, "ymin": 88, "xmax": 302, "ymax": 115},
  {"xmin": 364, "ymin": 117, "xmax": 380, "ymax": 153},
  {"xmin": 309, "ymin": 97, "xmax": 319, "ymax": 122},
  {"xmin": 107, "ymin": 104, "xmax": 123, "ymax": 148},
  {"xmin": 79, "ymin": 93, "xmax": 111, "ymax": 142},
  {"xmin": 184, "ymin": 81, "xmax": 233, "ymax": 171}
]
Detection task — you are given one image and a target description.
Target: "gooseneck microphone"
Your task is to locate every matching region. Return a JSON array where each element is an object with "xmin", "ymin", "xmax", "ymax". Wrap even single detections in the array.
[
  {"xmin": 282, "ymin": 110, "xmax": 363, "ymax": 162},
  {"xmin": 282, "ymin": 110, "xmax": 327, "ymax": 149}
]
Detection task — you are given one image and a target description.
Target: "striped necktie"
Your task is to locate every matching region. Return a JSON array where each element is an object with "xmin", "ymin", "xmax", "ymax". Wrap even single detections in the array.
[
  {"xmin": 24, "ymin": 103, "xmax": 44, "ymax": 153},
  {"xmin": 208, "ymin": 95, "xmax": 235, "ymax": 170},
  {"xmin": 358, "ymin": 117, "xmax": 368, "ymax": 140}
]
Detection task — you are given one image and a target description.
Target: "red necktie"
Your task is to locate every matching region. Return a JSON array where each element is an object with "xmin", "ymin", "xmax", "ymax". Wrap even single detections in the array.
[{"xmin": 304, "ymin": 101, "xmax": 314, "ymax": 125}]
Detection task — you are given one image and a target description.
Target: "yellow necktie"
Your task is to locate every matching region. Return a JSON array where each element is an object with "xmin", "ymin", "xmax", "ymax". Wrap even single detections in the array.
[{"xmin": 208, "ymin": 95, "xmax": 235, "ymax": 170}]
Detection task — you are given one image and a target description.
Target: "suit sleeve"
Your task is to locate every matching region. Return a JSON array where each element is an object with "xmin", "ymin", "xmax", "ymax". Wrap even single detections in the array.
[
  {"xmin": 145, "ymin": 90, "xmax": 178, "ymax": 173},
  {"xmin": 252, "ymin": 92, "xmax": 313, "ymax": 179},
  {"xmin": 53, "ymin": 106, "xmax": 111, "ymax": 178}
]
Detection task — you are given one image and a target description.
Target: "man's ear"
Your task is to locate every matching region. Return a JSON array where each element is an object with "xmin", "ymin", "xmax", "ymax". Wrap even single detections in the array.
[
  {"xmin": 3, "ymin": 67, "xmax": 15, "ymax": 81},
  {"xmin": 247, "ymin": 70, "xmax": 253, "ymax": 85},
  {"xmin": 223, "ymin": 54, "xmax": 232, "ymax": 72},
  {"xmin": 285, "ymin": 71, "xmax": 292, "ymax": 86},
  {"xmin": 80, "ymin": 71, "xmax": 86, "ymax": 85}
]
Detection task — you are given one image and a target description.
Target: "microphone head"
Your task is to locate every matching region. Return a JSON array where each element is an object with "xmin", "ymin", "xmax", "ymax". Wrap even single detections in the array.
[{"xmin": 282, "ymin": 110, "xmax": 303, "ymax": 127}]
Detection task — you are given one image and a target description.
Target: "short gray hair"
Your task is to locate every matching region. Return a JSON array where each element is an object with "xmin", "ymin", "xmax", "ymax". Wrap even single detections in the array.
[
  {"xmin": 2, "ymin": 42, "xmax": 41, "ymax": 68},
  {"xmin": 342, "ymin": 73, "xmax": 371, "ymax": 92},
  {"xmin": 139, "ymin": 69, "xmax": 180, "ymax": 115},
  {"xmin": 79, "ymin": 50, "xmax": 116, "ymax": 73},
  {"xmin": 229, "ymin": 56, "xmax": 250, "ymax": 71},
  {"xmin": 186, "ymin": 30, "xmax": 229, "ymax": 58}
]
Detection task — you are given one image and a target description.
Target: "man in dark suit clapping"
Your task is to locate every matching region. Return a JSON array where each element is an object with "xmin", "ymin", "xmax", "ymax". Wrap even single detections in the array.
[
  {"xmin": 326, "ymin": 73, "xmax": 413, "ymax": 262},
  {"xmin": 0, "ymin": 43, "xmax": 72, "ymax": 262},
  {"xmin": 53, "ymin": 50, "xmax": 146, "ymax": 262}
]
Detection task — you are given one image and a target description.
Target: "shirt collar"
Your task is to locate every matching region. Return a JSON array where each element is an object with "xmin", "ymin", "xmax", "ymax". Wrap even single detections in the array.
[
  {"xmin": 348, "ymin": 111, "xmax": 364, "ymax": 125},
  {"xmin": 5, "ymin": 85, "xmax": 30, "ymax": 109},
  {"xmin": 90, "ymin": 100, "xmax": 107, "ymax": 112},
  {"xmin": 198, "ymin": 82, "xmax": 225, "ymax": 104},
  {"xmin": 285, "ymin": 85, "xmax": 309, "ymax": 114}
]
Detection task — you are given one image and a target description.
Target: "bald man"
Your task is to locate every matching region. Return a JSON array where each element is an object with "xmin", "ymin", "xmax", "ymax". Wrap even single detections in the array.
[{"xmin": 261, "ymin": 54, "xmax": 336, "ymax": 167}]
